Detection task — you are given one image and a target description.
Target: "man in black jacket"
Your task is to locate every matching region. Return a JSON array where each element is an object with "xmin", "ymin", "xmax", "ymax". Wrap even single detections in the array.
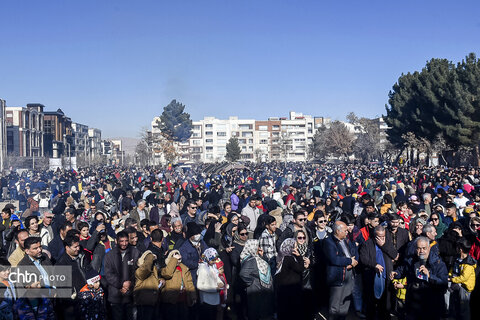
[
  {"xmin": 47, "ymin": 221, "xmax": 73, "ymax": 264},
  {"xmin": 104, "ymin": 231, "xmax": 140, "ymax": 320},
  {"xmin": 17, "ymin": 236, "xmax": 55, "ymax": 317},
  {"xmin": 386, "ymin": 212, "xmax": 409, "ymax": 264},
  {"xmin": 359, "ymin": 225, "xmax": 398, "ymax": 319},
  {"xmin": 56, "ymin": 234, "xmax": 89, "ymax": 320}
]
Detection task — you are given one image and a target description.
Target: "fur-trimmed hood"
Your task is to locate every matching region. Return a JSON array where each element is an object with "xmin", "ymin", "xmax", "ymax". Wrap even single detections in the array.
[{"xmin": 137, "ymin": 250, "xmax": 156, "ymax": 267}]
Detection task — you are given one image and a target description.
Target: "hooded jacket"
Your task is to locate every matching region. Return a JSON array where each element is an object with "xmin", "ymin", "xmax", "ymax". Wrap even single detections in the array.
[
  {"xmin": 133, "ymin": 250, "xmax": 161, "ymax": 305},
  {"xmin": 450, "ymin": 254, "xmax": 477, "ymax": 292},
  {"xmin": 160, "ymin": 251, "xmax": 196, "ymax": 305}
]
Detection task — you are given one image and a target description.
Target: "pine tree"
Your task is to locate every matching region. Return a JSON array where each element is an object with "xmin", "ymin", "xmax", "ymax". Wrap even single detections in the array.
[
  {"xmin": 158, "ymin": 100, "xmax": 193, "ymax": 142},
  {"xmin": 226, "ymin": 137, "xmax": 241, "ymax": 162}
]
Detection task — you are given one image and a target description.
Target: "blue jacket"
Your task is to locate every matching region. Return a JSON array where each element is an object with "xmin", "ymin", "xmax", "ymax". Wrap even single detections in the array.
[
  {"xmin": 178, "ymin": 239, "xmax": 208, "ymax": 285},
  {"xmin": 323, "ymin": 235, "xmax": 358, "ymax": 287},
  {"xmin": 394, "ymin": 250, "xmax": 448, "ymax": 318}
]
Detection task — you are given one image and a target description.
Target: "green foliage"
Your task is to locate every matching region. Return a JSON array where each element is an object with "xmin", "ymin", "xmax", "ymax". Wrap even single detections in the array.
[
  {"xmin": 226, "ymin": 137, "xmax": 241, "ymax": 162},
  {"xmin": 385, "ymin": 53, "xmax": 480, "ymax": 150},
  {"xmin": 158, "ymin": 100, "xmax": 193, "ymax": 142}
]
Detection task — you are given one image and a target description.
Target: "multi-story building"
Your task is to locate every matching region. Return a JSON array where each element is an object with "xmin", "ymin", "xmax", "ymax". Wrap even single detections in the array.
[
  {"xmin": 188, "ymin": 116, "xmax": 256, "ymax": 163},
  {"xmin": 44, "ymin": 108, "xmax": 72, "ymax": 158},
  {"xmin": 109, "ymin": 139, "xmax": 124, "ymax": 165},
  {"xmin": 0, "ymin": 99, "xmax": 6, "ymax": 171},
  {"xmin": 71, "ymin": 123, "xmax": 89, "ymax": 158},
  {"xmin": 5, "ymin": 104, "xmax": 45, "ymax": 158},
  {"xmin": 88, "ymin": 128, "xmax": 102, "ymax": 160},
  {"xmin": 150, "ymin": 112, "xmax": 332, "ymax": 164}
]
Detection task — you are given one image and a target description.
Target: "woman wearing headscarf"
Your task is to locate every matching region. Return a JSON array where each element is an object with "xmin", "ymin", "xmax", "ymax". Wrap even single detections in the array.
[
  {"xmin": 274, "ymin": 237, "xmax": 311, "ymax": 320},
  {"xmin": 197, "ymin": 248, "xmax": 224, "ymax": 319},
  {"xmin": 226, "ymin": 224, "xmax": 248, "ymax": 319},
  {"xmin": 239, "ymin": 239, "xmax": 274, "ymax": 320},
  {"xmin": 429, "ymin": 211, "xmax": 447, "ymax": 239}
]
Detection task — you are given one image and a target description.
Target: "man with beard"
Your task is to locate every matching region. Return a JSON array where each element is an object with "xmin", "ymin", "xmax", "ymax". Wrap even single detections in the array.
[
  {"xmin": 104, "ymin": 231, "xmax": 140, "ymax": 320},
  {"xmin": 390, "ymin": 237, "xmax": 448, "ymax": 320},
  {"xmin": 359, "ymin": 225, "xmax": 397, "ymax": 319}
]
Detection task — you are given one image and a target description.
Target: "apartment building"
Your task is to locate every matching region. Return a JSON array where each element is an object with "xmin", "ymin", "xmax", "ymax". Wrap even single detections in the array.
[
  {"xmin": 88, "ymin": 128, "xmax": 102, "ymax": 160},
  {"xmin": 72, "ymin": 123, "xmax": 89, "ymax": 158},
  {"xmin": 151, "ymin": 112, "xmax": 334, "ymax": 164},
  {"xmin": 5, "ymin": 104, "xmax": 45, "ymax": 158},
  {"xmin": 0, "ymin": 99, "xmax": 6, "ymax": 170},
  {"xmin": 188, "ymin": 116, "xmax": 257, "ymax": 163},
  {"xmin": 44, "ymin": 108, "xmax": 73, "ymax": 158}
]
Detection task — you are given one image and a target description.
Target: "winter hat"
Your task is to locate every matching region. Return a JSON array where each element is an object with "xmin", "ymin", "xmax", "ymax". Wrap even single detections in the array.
[
  {"xmin": 215, "ymin": 260, "xmax": 224, "ymax": 269},
  {"xmin": 186, "ymin": 222, "xmax": 202, "ymax": 239},
  {"xmin": 86, "ymin": 268, "xmax": 101, "ymax": 285}
]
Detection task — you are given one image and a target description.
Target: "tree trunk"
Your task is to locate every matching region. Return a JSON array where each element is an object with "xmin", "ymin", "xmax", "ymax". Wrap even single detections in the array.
[
  {"xmin": 474, "ymin": 145, "xmax": 480, "ymax": 167},
  {"xmin": 394, "ymin": 147, "xmax": 405, "ymax": 165}
]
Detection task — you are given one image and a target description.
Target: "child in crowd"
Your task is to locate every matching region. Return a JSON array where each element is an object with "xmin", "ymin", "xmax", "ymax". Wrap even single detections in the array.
[
  {"xmin": 449, "ymin": 238, "xmax": 476, "ymax": 320},
  {"xmin": 77, "ymin": 268, "xmax": 106, "ymax": 320},
  {"xmin": 0, "ymin": 258, "xmax": 16, "ymax": 320}
]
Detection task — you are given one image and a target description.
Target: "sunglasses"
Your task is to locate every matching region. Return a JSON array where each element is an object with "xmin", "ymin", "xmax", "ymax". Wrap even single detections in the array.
[
  {"xmin": 297, "ymin": 236, "xmax": 306, "ymax": 240},
  {"xmin": 471, "ymin": 223, "xmax": 480, "ymax": 228},
  {"xmin": 298, "ymin": 218, "xmax": 307, "ymax": 222},
  {"xmin": 239, "ymin": 232, "xmax": 248, "ymax": 236},
  {"xmin": 431, "ymin": 218, "xmax": 439, "ymax": 221},
  {"xmin": 318, "ymin": 220, "xmax": 326, "ymax": 223},
  {"xmin": 190, "ymin": 206, "xmax": 197, "ymax": 209}
]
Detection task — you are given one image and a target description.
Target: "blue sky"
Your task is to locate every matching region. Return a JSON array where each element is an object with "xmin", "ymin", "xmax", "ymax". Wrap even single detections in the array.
[{"xmin": 1, "ymin": 0, "xmax": 479, "ymax": 138}]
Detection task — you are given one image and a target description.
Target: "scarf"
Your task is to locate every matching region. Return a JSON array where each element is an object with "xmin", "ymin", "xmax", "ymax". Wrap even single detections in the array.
[
  {"xmin": 276, "ymin": 238, "xmax": 296, "ymax": 275},
  {"xmin": 233, "ymin": 230, "xmax": 246, "ymax": 246},
  {"xmin": 240, "ymin": 239, "xmax": 272, "ymax": 288}
]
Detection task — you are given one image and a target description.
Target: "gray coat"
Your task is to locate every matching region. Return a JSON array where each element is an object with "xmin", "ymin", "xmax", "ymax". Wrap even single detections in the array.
[{"xmin": 239, "ymin": 256, "xmax": 274, "ymax": 320}]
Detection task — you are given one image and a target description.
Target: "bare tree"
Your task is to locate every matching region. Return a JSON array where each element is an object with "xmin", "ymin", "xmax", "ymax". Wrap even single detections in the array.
[{"xmin": 325, "ymin": 121, "xmax": 355, "ymax": 159}]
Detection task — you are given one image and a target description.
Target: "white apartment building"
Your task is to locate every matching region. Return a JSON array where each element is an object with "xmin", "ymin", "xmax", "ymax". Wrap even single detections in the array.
[
  {"xmin": 190, "ymin": 116, "xmax": 256, "ymax": 163},
  {"xmin": 88, "ymin": 128, "xmax": 102, "ymax": 160},
  {"xmin": 151, "ymin": 112, "xmax": 332, "ymax": 164}
]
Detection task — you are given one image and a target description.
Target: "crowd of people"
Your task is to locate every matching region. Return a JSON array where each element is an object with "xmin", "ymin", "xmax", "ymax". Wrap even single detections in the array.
[{"xmin": 0, "ymin": 162, "xmax": 479, "ymax": 320}]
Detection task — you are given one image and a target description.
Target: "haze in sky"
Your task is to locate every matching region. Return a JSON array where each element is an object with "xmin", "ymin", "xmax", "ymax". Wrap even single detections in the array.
[{"xmin": 1, "ymin": 0, "xmax": 479, "ymax": 138}]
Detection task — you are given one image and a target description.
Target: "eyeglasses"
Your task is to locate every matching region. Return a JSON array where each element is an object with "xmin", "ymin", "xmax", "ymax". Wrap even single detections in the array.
[
  {"xmin": 239, "ymin": 232, "xmax": 248, "ymax": 236},
  {"xmin": 297, "ymin": 236, "xmax": 306, "ymax": 240}
]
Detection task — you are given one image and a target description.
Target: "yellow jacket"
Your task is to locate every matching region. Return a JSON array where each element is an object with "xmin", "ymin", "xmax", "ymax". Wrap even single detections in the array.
[
  {"xmin": 392, "ymin": 277, "xmax": 407, "ymax": 301},
  {"xmin": 450, "ymin": 256, "xmax": 476, "ymax": 292}
]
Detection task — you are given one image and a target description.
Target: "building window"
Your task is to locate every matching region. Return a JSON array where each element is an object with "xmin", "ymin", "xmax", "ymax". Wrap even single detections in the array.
[
  {"xmin": 206, "ymin": 146, "xmax": 213, "ymax": 152},
  {"xmin": 272, "ymin": 125, "xmax": 280, "ymax": 130},
  {"xmin": 242, "ymin": 132, "xmax": 253, "ymax": 138},
  {"xmin": 239, "ymin": 124, "xmax": 252, "ymax": 130},
  {"xmin": 259, "ymin": 125, "xmax": 268, "ymax": 131},
  {"xmin": 205, "ymin": 131, "xmax": 213, "ymax": 136},
  {"xmin": 192, "ymin": 140, "xmax": 201, "ymax": 145},
  {"xmin": 217, "ymin": 132, "xmax": 226, "ymax": 137},
  {"xmin": 206, "ymin": 139, "xmax": 213, "ymax": 144},
  {"xmin": 205, "ymin": 124, "xmax": 213, "ymax": 128},
  {"xmin": 260, "ymin": 139, "xmax": 268, "ymax": 144},
  {"xmin": 193, "ymin": 125, "xmax": 201, "ymax": 130}
]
